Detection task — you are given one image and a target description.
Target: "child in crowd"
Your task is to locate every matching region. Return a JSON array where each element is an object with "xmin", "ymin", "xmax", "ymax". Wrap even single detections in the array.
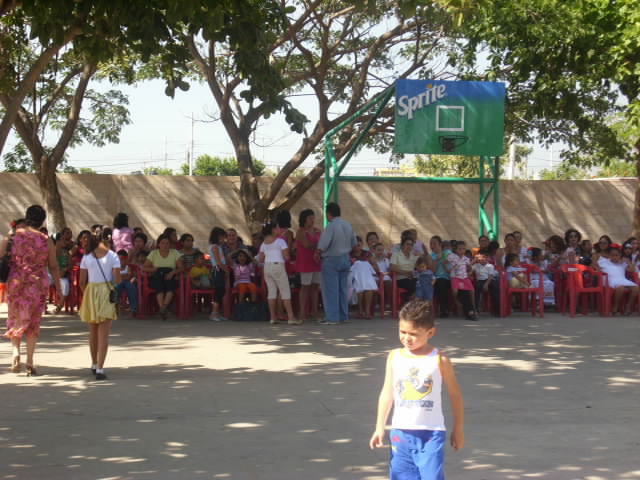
[
  {"xmin": 596, "ymin": 246, "xmax": 639, "ymax": 315},
  {"xmin": 351, "ymin": 250, "xmax": 379, "ymax": 319},
  {"xmin": 179, "ymin": 233, "xmax": 201, "ymax": 268},
  {"xmin": 415, "ymin": 257, "xmax": 435, "ymax": 301},
  {"xmin": 259, "ymin": 223, "xmax": 299, "ymax": 325},
  {"xmin": 505, "ymin": 253, "xmax": 530, "ymax": 288},
  {"xmin": 372, "ymin": 242, "xmax": 392, "ymax": 309},
  {"xmin": 369, "ymin": 300, "xmax": 465, "ymax": 479},
  {"xmin": 430, "ymin": 236, "xmax": 452, "ymax": 318},
  {"xmin": 351, "ymin": 236, "xmax": 371, "ymax": 262},
  {"xmin": 448, "ymin": 241, "xmax": 477, "ymax": 321},
  {"xmin": 190, "ymin": 252, "xmax": 211, "ymax": 289},
  {"xmin": 49, "ymin": 234, "xmax": 71, "ymax": 313},
  {"xmin": 471, "ymin": 253, "xmax": 500, "ymax": 315},
  {"xmin": 232, "ymin": 249, "xmax": 258, "ymax": 303},
  {"xmin": 528, "ymin": 247, "xmax": 555, "ymax": 305},
  {"xmin": 116, "ymin": 250, "xmax": 139, "ymax": 315},
  {"xmin": 578, "ymin": 239, "xmax": 593, "ymax": 266},
  {"xmin": 132, "ymin": 249, "xmax": 148, "ymax": 269}
]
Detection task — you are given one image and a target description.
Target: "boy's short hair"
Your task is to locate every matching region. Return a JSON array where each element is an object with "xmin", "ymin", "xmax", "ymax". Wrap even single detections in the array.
[
  {"xmin": 415, "ymin": 257, "xmax": 428, "ymax": 268},
  {"xmin": 117, "ymin": 249, "xmax": 128, "ymax": 257},
  {"xmin": 193, "ymin": 251, "xmax": 204, "ymax": 260},
  {"xmin": 399, "ymin": 300, "xmax": 434, "ymax": 329}
]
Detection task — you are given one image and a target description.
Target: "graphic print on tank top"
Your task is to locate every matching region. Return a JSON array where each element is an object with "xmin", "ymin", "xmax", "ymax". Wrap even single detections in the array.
[{"xmin": 391, "ymin": 347, "xmax": 446, "ymax": 430}]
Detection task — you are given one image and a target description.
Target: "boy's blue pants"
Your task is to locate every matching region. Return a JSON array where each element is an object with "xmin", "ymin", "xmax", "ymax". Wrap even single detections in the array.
[
  {"xmin": 116, "ymin": 280, "xmax": 138, "ymax": 312},
  {"xmin": 389, "ymin": 429, "xmax": 445, "ymax": 480}
]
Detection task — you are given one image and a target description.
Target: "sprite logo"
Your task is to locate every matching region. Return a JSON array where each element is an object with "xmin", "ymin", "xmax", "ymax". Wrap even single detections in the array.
[{"xmin": 396, "ymin": 83, "xmax": 447, "ymax": 120}]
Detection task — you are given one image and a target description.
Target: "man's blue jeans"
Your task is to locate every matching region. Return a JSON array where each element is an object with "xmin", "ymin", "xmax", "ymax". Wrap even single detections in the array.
[
  {"xmin": 116, "ymin": 280, "xmax": 139, "ymax": 313},
  {"xmin": 321, "ymin": 254, "xmax": 351, "ymax": 323}
]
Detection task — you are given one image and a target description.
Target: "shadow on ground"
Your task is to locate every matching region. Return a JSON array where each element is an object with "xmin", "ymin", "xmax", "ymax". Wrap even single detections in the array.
[{"xmin": 1, "ymin": 310, "xmax": 639, "ymax": 480}]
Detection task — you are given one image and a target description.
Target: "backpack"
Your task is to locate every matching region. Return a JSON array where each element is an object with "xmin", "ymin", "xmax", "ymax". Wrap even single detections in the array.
[{"xmin": 232, "ymin": 301, "xmax": 270, "ymax": 322}]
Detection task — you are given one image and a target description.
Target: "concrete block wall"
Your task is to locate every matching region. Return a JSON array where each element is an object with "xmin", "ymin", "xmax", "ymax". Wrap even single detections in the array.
[{"xmin": 0, "ymin": 173, "xmax": 636, "ymax": 250}]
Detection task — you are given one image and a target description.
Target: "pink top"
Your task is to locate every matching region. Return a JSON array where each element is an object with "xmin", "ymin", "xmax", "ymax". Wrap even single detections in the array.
[
  {"xmin": 233, "ymin": 263, "xmax": 255, "ymax": 285},
  {"xmin": 112, "ymin": 227, "xmax": 134, "ymax": 252},
  {"xmin": 296, "ymin": 230, "xmax": 321, "ymax": 273}
]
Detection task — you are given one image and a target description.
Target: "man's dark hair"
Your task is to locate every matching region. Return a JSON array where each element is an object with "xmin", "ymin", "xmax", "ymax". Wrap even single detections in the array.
[{"xmin": 326, "ymin": 202, "xmax": 341, "ymax": 217}]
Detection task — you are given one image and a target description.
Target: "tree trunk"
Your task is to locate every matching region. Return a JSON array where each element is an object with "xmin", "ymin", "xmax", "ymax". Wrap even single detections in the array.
[{"xmin": 37, "ymin": 156, "xmax": 66, "ymax": 232}]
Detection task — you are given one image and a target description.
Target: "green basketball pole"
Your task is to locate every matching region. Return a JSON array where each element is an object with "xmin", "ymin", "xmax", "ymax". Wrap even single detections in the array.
[{"xmin": 323, "ymin": 82, "xmax": 501, "ymax": 241}]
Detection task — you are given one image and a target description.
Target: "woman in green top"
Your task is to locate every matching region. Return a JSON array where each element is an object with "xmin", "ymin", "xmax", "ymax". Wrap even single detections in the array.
[{"xmin": 143, "ymin": 233, "xmax": 184, "ymax": 320}]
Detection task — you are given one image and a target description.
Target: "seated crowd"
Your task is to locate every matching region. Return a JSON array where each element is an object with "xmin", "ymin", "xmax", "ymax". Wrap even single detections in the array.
[{"xmin": 19, "ymin": 211, "xmax": 640, "ymax": 321}]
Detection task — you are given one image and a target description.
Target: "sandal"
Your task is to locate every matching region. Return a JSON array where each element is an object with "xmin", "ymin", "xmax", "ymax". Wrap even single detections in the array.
[{"xmin": 25, "ymin": 365, "xmax": 37, "ymax": 377}]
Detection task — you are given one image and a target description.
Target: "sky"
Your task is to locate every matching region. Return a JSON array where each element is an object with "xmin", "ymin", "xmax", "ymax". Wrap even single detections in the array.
[{"xmin": 5, "ymin": 78, "xmax": 560, "ymax": 177}]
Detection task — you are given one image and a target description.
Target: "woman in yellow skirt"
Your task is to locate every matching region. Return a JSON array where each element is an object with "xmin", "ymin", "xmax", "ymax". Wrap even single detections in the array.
[{"xmin": 79, "ymin": 230, "xmax": 121, "ymax": 380}]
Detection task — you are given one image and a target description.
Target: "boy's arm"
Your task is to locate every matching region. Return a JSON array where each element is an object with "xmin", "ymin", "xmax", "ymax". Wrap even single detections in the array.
[
  {"xmin": 369, "ymin": 351, "xmax": 395, "ymax": 449},
  {"xmin": 440, "ymin": 352, "xmax": 465, "ymax": 451}
]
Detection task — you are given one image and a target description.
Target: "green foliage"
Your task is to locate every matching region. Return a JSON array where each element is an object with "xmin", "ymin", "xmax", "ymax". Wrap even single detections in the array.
[
  {"xmin": 538, "ymin": 164, "xmax": 590, "ymax": 180},
  {"xmin": 595, "ymin": 159, "xmax": 636, "ymax": 178},
  {"xmin": 62, "ymin": 166, "xmax": 97, "ymax": 174},
  {"xmin": 2, "ymin": 143, "xmax": 70, "ymax": 172},
  {"xmin": 180, "ymin": 155, "xmax": 266, "ymax": 176},
  {"xmin": 414, "ymin": 155, "xmax": 483, "ymax": 177},
  {"xmin": 449, "ymin": 0, "xmax": 640, "ymax": 168},
  {"xmin": 413, "ymin": 145, "xmax": 531, "ymax": 177},
  {"xmin": 143, "ymin": 167, "xmax": 174, "ymax": 176}
]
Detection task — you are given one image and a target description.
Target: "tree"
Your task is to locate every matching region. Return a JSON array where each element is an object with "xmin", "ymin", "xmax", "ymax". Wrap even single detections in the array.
[
  {"xmin": 2, "ymin": 43, "xmax": 130, "ymax": 229},
  {"xmin": 62, "ymin": 166, "xmax": 97, "ymax": 174},
  {"xmin": 538, "ymin": 163, "xmax": 590, "ymax": 180},
  {"xmin": 596, "ymin": 159, "xmax": 636, "ymax": 178},
  {"xmin": 180, "ymin": 154, "xmax": 266, "ymax": 176},
  {"xmin": 1, "ymin": 0, "xmax": 293, "ymax": 229},
  {"xmin": 143, "ymin": 167, "xmax": 173, "ymax": 176},
  {"xmin": 188, "ymin": 1, "xmax": 463, "ymax": 230},
  {"xmin": 446, "ymin": 0, "xmax": 640, "ymax": 233},
  {"xmin": 413, "ymin": 145, "xmax": 531, "ymax": 177}
]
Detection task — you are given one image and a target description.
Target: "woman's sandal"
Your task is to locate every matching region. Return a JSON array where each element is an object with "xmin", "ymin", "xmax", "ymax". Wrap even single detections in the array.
[
  {"xmin": 25, "ymin": 365, "xmax": 37, "ymax": 377},
  {"xmin": 11, "ymin": 356, "xmax": 20, "ymax": 373}
]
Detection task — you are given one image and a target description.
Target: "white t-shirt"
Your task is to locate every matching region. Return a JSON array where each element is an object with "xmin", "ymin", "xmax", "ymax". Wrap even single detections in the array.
[
  {"xmin": 80, "ymin": 250, "xmax": 120, "ymax": 283},
  {"xmin": 260, "ymin": 238, "xmax": 288, "ymax": 263},
  {"xmin": 472, "ymin": 263, "xmax": 496, "ymax": 281}
]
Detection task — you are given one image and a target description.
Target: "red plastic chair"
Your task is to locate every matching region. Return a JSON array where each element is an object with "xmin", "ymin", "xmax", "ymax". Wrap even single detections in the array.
[
  {"xmin": 602, "ymin": 270, "xmax": 639, "ymax": 316},
  {"xmin": 391, "ymin": 272, "xmax": 409, "ymax": 318},
  {"xmin": 182, "ymin": 266, "xmax": 230, "ymax": 319},
  {"xmin": 549, "ymin": 266, "xmax": 567, "ymax": 313},
  {"xmin": 563, "ymin": 264, "xmax": 608, "ymax": 317},
  {"xmin": 364, "ymin": 272, "xmax": 386, "ymax": 319},
  {"xmin": 500, "ymin": 264, "xmax": 545, "ymax": 317}
]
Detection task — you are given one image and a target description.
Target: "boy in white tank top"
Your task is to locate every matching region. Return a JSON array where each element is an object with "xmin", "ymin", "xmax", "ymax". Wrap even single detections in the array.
[{"xmin": 370, "ymin": 300, "xmax": 465, "ymax": 479}]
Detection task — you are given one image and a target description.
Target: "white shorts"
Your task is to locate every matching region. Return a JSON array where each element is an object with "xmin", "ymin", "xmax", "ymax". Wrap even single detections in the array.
[
  {"xmin": 300, "ymin": 271, "xmax": 321, "ymax": 286},
  {"xmin": 264, "ymin": 263, "xmax": 291, "ymax": 300}
]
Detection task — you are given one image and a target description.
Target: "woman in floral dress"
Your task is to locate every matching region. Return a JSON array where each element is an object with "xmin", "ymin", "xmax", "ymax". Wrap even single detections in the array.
[{"xmin": 1, "ymin": 205, "xmax": 62, "ymax": 375}]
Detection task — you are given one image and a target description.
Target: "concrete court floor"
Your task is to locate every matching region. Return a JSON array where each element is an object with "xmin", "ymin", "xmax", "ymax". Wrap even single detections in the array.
[{"xmin": 1, "ymin": 307, "xmax": 639, "ymax": 480}]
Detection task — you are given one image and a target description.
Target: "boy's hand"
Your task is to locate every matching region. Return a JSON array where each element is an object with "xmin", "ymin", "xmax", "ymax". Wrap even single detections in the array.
[
  {"xmin": 369, "ymin": 429, "xmax": 386, "ymax": 449},
  {"xmin": 450, "ymin": 428, "xmax": 465, "ymax": 450}
]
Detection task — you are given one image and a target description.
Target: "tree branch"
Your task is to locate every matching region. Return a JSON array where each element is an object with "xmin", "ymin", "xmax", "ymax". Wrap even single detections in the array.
[
  {"xmin": 50, "ymin": 63, "xmax": 96, "ymax": 165},
  {"xmin": 0, "ymin": 23, "xmax": 83, "ymax": 155},
  {"xmin": 38, "ymin": 65, "xmax": 84, "ymax": 123}
]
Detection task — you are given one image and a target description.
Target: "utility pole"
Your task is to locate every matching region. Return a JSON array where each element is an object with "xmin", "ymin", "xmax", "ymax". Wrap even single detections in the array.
[
  {"xmin": 507, "ymin": 136, "xmax": 516, "ymax": 180},
  {"xmin": 190, "ymin": 113, "xmax": 195, "ymax": 176}
]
